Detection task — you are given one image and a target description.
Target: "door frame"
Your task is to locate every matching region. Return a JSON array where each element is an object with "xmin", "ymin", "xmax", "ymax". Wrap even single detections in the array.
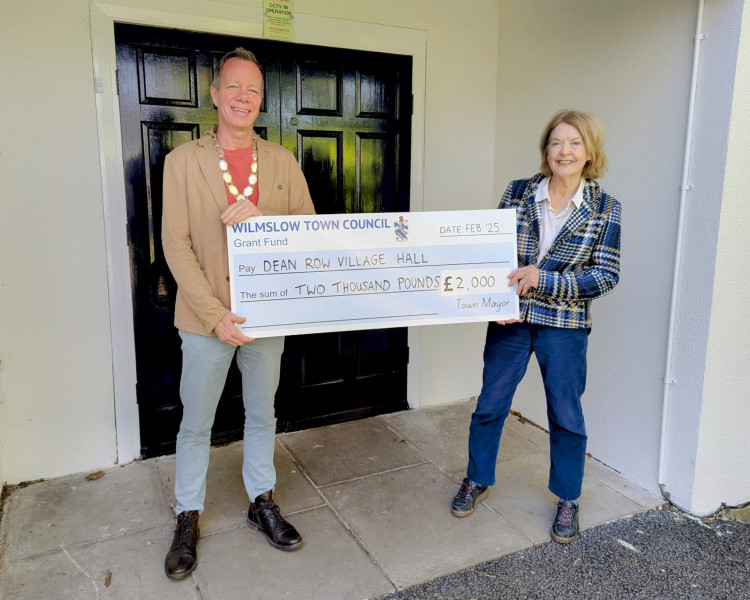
[{"xmin": 90, "ymin": 0, "xmax": 427, "ymax": 464}]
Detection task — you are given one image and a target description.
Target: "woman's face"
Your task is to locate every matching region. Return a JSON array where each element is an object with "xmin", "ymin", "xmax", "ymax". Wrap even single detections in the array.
[{"xmin": 546, "ymin": 122, "xmax": 591, "ymax": 181}]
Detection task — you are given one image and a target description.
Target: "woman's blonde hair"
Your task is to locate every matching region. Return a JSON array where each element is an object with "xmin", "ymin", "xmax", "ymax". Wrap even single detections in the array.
[{"xmin": 539, "ymin": 109, "xmax": 607, "ymax": 179}]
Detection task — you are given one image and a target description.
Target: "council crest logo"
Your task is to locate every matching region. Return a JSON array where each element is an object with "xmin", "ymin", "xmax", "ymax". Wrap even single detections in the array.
[{"xmin": 394, "ymin": 216, "xmax": 409, "ymax": 242}]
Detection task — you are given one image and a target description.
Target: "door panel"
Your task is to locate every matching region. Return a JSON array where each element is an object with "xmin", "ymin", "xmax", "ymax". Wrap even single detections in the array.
[
  {"xmin": 358, "ymin": 133, "xmax": 397, "ymax": 213},
  {"xmin": 115, "ymin": 24, "xmax": 412, "ymax": 456},
  {"xmin": 298, "ymin": 65, "xmax": 340, "ymax": 114},
  {"xmin": 137, "ymin": 48, "xmax": 198, "ymax": 106},
  {"xmin": 298, "ymin": 132, "xmax": 343, "ymax": 214}
]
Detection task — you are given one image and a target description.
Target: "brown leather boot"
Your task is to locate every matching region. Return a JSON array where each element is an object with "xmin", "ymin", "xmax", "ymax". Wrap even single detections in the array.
[
  {"xmin": 247, "ymin": 491, "xmax": 303, "ymax": 551},
  {"xmin": 164, "ymin": 510, "xmax": 200, "ymax": 579}
]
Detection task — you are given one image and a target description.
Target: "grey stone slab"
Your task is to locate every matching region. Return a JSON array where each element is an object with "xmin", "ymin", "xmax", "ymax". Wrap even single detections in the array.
[
  {"xmin": 382, "ymin": 403, "xmax": 544, "ymax": 473},
  {"xmin": 0, "ymin": 525, "xmax": 201, "ymax": 600},
  {"xmin": 467, "ymin": 452, "xmax": 649, "ymax": 544},
  {"xmin": 381, "ymin": 398, "xmax": 474, "ymax": 431},
  {"xmin": 584, "ymin": 457, "xmax": 662, "ymax": 508},
  {"xmin": 578, "ymin": 471, "xmax": 646, "ymax": 529},
  {"xmin": 273, "ymin": 442, "xmax": 329, "ymax": 513},
  {"xmin": 3, "ymin": 461, "xmax": 173, "ymax": 562},
  {"xmin": 323, "ymin": 462, "xmax": 530, "ymax": 589},
  {"xmin": 504, "ymin": 412, "xmax": 551, "ymax": 447},
  {"xmin": 496, "ymin": 427, "xmax": 547, "ymax": 463},
  {"xmin": 156, "ymin": 440, "xmax": 323, "ymax": 535},
  {"xmin": 279, "ymin": 418, "xmax": 426, "ymax": 487},
  {"xmin": 156, "ymin": 443, "xmax": 244, "ymax": 532},
  {"xmin": 380, "ymin": 401, "xmax": 474, "ymax": 473},
  {"xmin": 194, "ymin": 506, "xmax": 393, "ymax": 600},
  {"xmin": 470, "ymin": 451, "xmax": 557, "ymax": 544}
]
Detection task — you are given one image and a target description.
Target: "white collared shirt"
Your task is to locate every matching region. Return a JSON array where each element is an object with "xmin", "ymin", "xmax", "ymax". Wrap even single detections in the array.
[{"xmin": 534, "ymin": 177, "xmax": 584, "ymax": 265}]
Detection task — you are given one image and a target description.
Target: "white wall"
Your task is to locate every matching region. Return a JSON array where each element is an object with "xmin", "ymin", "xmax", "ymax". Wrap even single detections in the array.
[
  {"xmin": 0, "ymin": 0, "xmax": 500, "ymax": 484},
  {"xmin": 692, "ymin": 0, "xmax": 750, "ymax": 513},
  {"xmin": 653, "ymin": 0, "xmax": 746, "ymax": 512},
  {"xmin": 495, "ymin": 0, "xmax": 702, "ymax": 494},
  {"xmin": 494, "ymin": 0, "xmax": 749, "ymax": 511},
  {"xmin": 0, "ymin": 1, "xmax": 118, "ymax": 484}
]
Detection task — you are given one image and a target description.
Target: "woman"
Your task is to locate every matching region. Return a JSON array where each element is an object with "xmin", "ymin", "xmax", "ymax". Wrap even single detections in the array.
[{"xmin": 451, "ymin": 109, "xmax": 621, "ymax": 543}]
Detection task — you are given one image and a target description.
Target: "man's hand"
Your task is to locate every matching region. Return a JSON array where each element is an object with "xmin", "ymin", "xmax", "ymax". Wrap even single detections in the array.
[
  {"xmin": 214, "ymin": 312, "xmax": 255, "ymax": 346},
  {"xmin": 496, "ymin": 318, "xmax": 523, "ymax": 325},
  {"xmin": 220, "ymin": 199, "xmax": 262, "ymax": 226}
]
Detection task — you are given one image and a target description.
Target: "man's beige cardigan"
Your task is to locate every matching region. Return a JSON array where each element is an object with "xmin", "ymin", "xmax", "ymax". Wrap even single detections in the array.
[{"xmin": 162, "ymin": 132, "xmax": 315, "ymax": 336}]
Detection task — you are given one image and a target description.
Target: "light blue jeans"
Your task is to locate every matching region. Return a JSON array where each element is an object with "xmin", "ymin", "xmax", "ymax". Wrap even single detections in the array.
[{"xmin": 175, "ymin": 331, "xmax": 284, "ymax": 514}]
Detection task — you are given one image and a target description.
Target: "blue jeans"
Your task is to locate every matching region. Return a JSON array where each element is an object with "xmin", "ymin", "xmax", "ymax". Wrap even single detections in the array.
[
  {"xmin": 467, "ymin": 322, "xmax": 589, "ymax": 500},
  {"xmin": 175, "ymin": 332, "xmax": 284, "ymax": 514}
]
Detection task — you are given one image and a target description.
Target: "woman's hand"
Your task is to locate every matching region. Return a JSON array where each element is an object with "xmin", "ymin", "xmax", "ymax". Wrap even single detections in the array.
[{"xmin": 508, "ymin": 265, "xmax": 540, "ymax": 296}]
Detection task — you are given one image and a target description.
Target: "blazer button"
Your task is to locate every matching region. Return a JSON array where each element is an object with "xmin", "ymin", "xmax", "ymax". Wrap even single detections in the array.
[
  {"xmin": 278, "ymin": 184, "xmax": 283, "ymax": 190},
  {"xmin": 226, "ymin": 276, "xmax": 230, "ymax": 282}
]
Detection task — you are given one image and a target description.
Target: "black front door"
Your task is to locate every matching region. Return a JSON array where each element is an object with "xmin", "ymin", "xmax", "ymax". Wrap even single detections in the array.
[{"xmin": 115, "ymin": 24, "xmax": 412, "ymax": 457}]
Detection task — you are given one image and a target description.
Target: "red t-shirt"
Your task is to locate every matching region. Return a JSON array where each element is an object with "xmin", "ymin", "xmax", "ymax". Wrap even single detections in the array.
[{"xmin": 222, "ymin": 146, "xmax": 259, "ymax": 206}]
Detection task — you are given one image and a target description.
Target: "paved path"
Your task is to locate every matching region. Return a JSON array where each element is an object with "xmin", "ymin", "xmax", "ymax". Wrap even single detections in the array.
[{"xmin": 0, "ymin": 401, "xmax": 670, "ymax": 599}]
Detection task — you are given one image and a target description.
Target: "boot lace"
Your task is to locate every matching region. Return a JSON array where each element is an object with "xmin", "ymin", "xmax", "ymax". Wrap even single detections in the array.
[
  {"xmin": 255, "ymin": 497, "xmax": 287, "ymax": 533},
  {"xmin": 556, "ymin": 502, "xmax": 575, "ymax": 527},
  {"xmin": 456, "ymin": 479, "xmax": 476, "ymax": 500},
  {"xmin": 176, "ymin": 514, "xmax": 195, "ymax": 545}
]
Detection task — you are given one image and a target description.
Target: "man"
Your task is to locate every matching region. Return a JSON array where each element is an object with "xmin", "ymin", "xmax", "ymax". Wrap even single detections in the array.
[{"xmin": 161, "ymin": 47, "xmax": 315, "ymax": 580}]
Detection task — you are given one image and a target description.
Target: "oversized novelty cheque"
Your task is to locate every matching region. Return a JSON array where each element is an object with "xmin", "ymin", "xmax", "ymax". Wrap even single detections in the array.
[{"xmin": 228, "ymin": 209, "xmax": 519, "ymax": 337}]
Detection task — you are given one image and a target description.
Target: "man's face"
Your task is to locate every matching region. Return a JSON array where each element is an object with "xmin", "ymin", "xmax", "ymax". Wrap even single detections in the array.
[{"xmin": 210, "ymin": 58, "xmax": 263, "ymax": 134}]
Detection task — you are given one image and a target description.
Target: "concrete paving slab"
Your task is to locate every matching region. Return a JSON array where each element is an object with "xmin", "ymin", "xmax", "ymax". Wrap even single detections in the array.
[
  {"xmin": 272, "ymin": 442, "xmax": 330, "ymax": 513},
  {"xmin": 156, "ymin": 443, "xmax": 245, "ymax": 533},
  {"xmin": 322, "ymin": 462, "xmax": 531, "ymax": 589},
  {"xmin": 578, "ymin": 469, "xmax": 646, "ymax": 529},
  {"xmin": 468, "ymin": 451, "xmax": 557, "ymax": 544},
  {"xmin": 280, "ymin": 419, "xmax": 427, "ymax": 487},
  {"xmin": 156, "ymin": 441, "xmax": 324, "ymax": 535},
  {"xmin": 465, "ymin": 451, "xmax": 649, "ymax": 544},
  {"xmin": 2, "ymin": 461, "xmax": 172, "ymax": 562},
  {"xmin": 496, "ymin": 427, "xmax": 547, "ymax": 463},
  {"xmin": 0, "ymin": 525, "xmax": 200, "ymax": 600},
  {"xmin": 383, "ymin": 405, "xmax": 543, "ymax": 475},
  {"xmin": 194, "ymin": 506, "xmax": 394, "ymax": 600},
  {"xmin": 584, "ymin": 457, "xmax": 662, "ymax": 508},
  {"xmin": 380, "ymin": 401, "xmax": 475, "ymax": 473},
  {"xmin": 504, "ymin": 412, "xmax": 552, "ymax": 447}
]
